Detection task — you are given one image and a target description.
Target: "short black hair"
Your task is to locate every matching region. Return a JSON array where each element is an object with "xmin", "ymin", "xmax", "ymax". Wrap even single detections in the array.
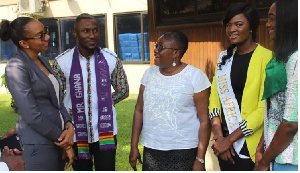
[
  {"xmin": 162, "ymin": 30, "xmax": 188, "ymax": 58},
  {"xmin": 273, "ymin": 0, "xmax": 298, "ymax": 61},
  {"xmin": 74, "ymin": 13, "xmax": 96, "ymax": 30}
]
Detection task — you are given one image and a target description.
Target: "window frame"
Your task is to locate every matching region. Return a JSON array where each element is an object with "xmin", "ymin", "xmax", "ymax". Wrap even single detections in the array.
[
  {"xmin": 40, "ymin": 15, "xmax": 108, "ymax": 61},
  {"xmin": 152, "ymin": 0, "xmax": 272, "ymax": 29},
  {"xmin": 114, "ymin": 11, "xmax": 150, "ymax": 64},
  {"xmin": 0, "ymin": 14, "xmax": 108, "ymax": 62},
  {"xmin": 55, "ymin": 14, "xmax": 108, "ymax": 57}
]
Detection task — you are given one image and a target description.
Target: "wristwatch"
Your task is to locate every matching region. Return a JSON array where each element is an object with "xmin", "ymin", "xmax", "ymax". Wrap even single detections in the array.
[{"xmin": 196, "ymin": 157, "xmax": 205, "ymax": 164}]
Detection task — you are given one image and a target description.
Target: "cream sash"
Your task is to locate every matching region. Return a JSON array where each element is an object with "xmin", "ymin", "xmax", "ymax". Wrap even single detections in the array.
[{"xmin": 216, "ymin": 50, "xmax": 249, "ymax": 159}]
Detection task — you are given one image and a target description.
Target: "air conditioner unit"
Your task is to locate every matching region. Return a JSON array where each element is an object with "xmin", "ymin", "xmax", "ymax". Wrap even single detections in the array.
[{"xmin": 19, "ymin": 0, "xmax": 42, "ymax": 13}]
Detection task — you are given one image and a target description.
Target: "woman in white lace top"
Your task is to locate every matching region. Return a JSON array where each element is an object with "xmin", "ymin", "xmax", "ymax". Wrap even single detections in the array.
[{"xmin": 129, "ymin": 30, "xmax": 211, "ymax": 171}]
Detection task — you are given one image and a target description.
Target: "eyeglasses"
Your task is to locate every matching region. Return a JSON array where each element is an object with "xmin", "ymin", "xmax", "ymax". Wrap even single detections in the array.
[
  {"xmin": 154, "ymin": 43, "xmax": 180, "ymax": 52},
  {"xmin": 267, "ymin": 16, "xmax": 276, "ymax": 24},
  {"xmin": 23, "ymin": 26, "xmax": 49, "ymax": 41}
]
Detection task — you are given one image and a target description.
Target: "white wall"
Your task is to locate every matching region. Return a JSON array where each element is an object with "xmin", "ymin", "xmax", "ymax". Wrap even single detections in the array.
[
  {"xmin": 0, "ymin": 0, "xmax": 150, "ymax": 94},
  {"xmin": 0, "ymin": 5, "xmax": 18, "ymax": 21},
  {"xmin": 123, "ymin": 64, "xmax": 148, "ymax": 94}
]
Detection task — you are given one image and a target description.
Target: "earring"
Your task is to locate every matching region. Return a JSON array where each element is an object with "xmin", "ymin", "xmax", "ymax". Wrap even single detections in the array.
[{"xmin": 172, "ymin": 59, "xmax": 176, "ymax": 67}]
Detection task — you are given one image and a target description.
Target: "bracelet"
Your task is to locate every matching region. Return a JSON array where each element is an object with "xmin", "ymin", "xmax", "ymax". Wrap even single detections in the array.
[{"xmin": 196, "ymin": 157, "xmax": 205, "ymax": 164}]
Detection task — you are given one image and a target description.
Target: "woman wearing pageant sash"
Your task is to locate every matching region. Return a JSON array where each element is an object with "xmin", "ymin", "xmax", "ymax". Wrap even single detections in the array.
[
  {"xmin": 129, "ymin": 30, "xmax": 211, "ymax": 171},
  {"xmin": 254, "ymin": 0, "xmax": 298, "ymax": 171},
  {"xmin": 0, "ymin": 17, "xmax": 74, "ymax": 170},
  {"xmin": 208, "ymin": 3, "xmax": 272, "ymax": 171}
]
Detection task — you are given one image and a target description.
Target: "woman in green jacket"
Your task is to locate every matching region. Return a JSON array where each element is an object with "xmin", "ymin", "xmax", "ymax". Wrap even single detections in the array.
[
  {"xmin": 208, "ymin": 3, "xmax": 272, "ymax": 171},
  {"xmin": 254, "ymin": 0, "xmax": 298, "ymax": 171}
]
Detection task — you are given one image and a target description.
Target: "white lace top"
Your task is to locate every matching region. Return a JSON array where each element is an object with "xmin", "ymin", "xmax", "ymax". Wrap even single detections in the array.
[
  {"xmin": 141, "ymin": 65, "xmax": 211, "ymax": 150},
  {"xmin": 264, "ymin": 51, "xmax": 298, "ymax": 165}
]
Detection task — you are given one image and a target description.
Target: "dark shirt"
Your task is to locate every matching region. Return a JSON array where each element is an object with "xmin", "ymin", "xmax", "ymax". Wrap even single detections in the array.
[{"xmin": 221, "ymin": 50, "xmax": 254, "ymax": 156}]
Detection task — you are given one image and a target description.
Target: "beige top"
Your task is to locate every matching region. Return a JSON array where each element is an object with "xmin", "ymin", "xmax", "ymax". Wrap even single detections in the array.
[{"xmin": 48, "ymin": 74, "xmax": 64, "ymax": 130}]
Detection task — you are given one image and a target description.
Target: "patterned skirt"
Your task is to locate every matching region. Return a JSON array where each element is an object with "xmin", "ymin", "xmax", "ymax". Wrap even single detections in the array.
[{"xmin": 142, "ymin": 146, "xmax": 198, "ymax": 171}]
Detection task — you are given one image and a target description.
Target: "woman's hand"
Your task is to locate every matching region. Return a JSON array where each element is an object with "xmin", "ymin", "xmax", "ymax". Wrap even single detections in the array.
[
  {"xmin": 255, "ymin": 133, "xmax": 264, "ymax": 168},
  {"xmin": 62, "ymin": 146, "xmax": 75, "ymax": 170},
  {"xmin": 129, "ymin": 148, "xmax": 143, "ymax": 171},
  {"xmin": 192, "ymin": 160, "xmax": 205, "ymax": 171},
  {"xmin": 219, "ymin": 147, "xmax": 235, "ymax": 164},
  {"xmin": 212, "ymin": 134, "xmax": 235, "ymax": 164},
  {"xmin": 211, "ymin": 136, "xmax": 232, "ymax": 156},
  {"xmin": 1, "ymin": 129, "xmax": 15, "ymax": 140},
  {"xmin": 1, "ymin": 146, "xmax": 25, "ymax": 171},
  {"xmin": 255, "ymin": 149, "xmax": 264, "ymax": 167},
  {"xmin": 253, "ymin": 159, "xmax": 270, "ymax": 171},
  {"xmin": 55, "ymin": 122, "xmax": 74, "ymax": 148},
  {"xmin": 254, "ymin": 122, "xmax": 297, "ymax": 171}
]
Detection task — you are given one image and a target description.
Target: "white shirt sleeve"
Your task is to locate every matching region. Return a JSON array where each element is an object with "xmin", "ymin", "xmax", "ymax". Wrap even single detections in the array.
[
  {"xmin": 141, "ymin": 67, "xmax": 151, "ymax": 86},
  {"xmin": 192, "ymin": 68, "xmax": 211, "ymax": 93}
]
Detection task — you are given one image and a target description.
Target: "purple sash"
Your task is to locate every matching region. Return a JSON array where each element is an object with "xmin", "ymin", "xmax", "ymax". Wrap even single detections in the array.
[{"xmin": 70, "ymin": 46, "xmax": 115, "ymax": 160}]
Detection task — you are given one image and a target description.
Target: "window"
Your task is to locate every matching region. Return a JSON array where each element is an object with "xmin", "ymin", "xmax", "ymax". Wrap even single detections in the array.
[
  {"xmin": 0, "ymin": 15, "xmax": 107, "ymax": 62},
  {"xmin": 142, "ymin": 14, "xmax": 150, "ymax": 61},
  {"xmin": 95, "ymin": 16, "xmax": 107, "ymax": 49},
  {"xmin": 155, "ymin": 0, "xmax": 273, "ymax": 27},
  {"xmin": 60, "ymin": 19, "xmax": 77, "ymax": 52},
  {"xmin": 60, "ymin": 16, "xmax": 106, "ymax": 53},
  {"xmin": 40, "ymin": 18, "xmax": 60, "ymax": 60},
  {"xmin": 40, "ymin": 15, "xmax": 106, "ymax": 60},
  {"xmin": 115, "ymin": 13, "xmax": 150, "ymax": 62},
  {"xmin": 0, "ymin": 40, "xmax": 16, "ymax": 61}
]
